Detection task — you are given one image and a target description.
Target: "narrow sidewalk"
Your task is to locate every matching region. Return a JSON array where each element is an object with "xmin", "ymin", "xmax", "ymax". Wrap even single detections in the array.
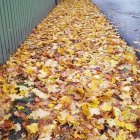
[{"xmin": 0, "ymin": 0, "xmax": 139, "ymax": 139}]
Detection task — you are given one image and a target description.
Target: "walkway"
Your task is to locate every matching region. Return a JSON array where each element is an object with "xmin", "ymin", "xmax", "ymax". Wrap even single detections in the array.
[{"xmin": 0, "ymin": 0, "xmax": 139, "ymax": 139}]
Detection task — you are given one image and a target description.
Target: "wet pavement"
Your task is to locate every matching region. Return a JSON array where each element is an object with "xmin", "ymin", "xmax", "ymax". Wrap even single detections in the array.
[{"xmin": 92, "ymin": 0, "xmax": 140, "ymax": 58}]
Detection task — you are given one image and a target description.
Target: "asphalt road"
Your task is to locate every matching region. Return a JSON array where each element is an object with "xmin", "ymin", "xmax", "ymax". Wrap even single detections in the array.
[{"xmin": 92, "ymin": 0, "xmax": 140, "ymax": 59}]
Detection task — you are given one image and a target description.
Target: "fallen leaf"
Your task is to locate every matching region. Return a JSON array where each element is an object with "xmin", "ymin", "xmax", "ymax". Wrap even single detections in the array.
[
  {"xmin": 101, "ymin": 102, "xmax": 112, "ymax": 111},
  {"xmin": 32, "ymin": 88, "xmax": 49, "ymax": 99},
  {"xmin": 89, "ymin": 78, "xmax": 101, "ymax": 92},
  {"xmin": 30, "ymin": 108, "xmax": 50, "ymax": 120},
  {"xmin": 26, "ymin": 123, "xmax": 39, "ymax": 134},
  {"xmin": 89, "ymin": 108, "xmax": 100, "ymax": 115},
  {"xmin": 125, "ymin": 123, "xmax": 137, "ymax": 132}
]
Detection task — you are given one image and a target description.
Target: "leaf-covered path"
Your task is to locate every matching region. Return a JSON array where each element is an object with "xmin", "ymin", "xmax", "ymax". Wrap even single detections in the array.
[{"xmin": 0, "ymin": 0, "xmax": 140, "ymax": 139}]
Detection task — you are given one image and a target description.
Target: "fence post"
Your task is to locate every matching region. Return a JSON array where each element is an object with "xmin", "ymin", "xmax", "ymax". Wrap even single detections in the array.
[{"xmin": 55, "ymin": 0, "xmax": 57, "ymax": 5}]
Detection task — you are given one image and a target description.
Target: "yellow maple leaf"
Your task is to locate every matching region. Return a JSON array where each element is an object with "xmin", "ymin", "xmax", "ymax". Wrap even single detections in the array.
[
  {"xmin": 82, "ymin": 104, "xmax": 91, "ymax": 119},
  {"xmin": 26, "ymin": 123, "xmax": 39, "ymax": 134},
  {"xmin": 94, "ymin": 123, "xmax": 104, "ymax": 130},
  {"xmin": 90, "ymin": 60, "xmax": 95, "ymax": 65},
  {"xmin": 124, "ymin": 51, "xmax": 135, "ymax": 63},
  {"xmin": 2, "ymin": 83, "xmax": 9, "ymax": 93},
  {"xmin": 122, "ymin": 110, "xmax": 138, "ymax": 121},
  {"xmin": 115, "ymin": 119, "xmax": 125, "ymax": 128},
  {"xmin": 76, "ymin": 87, "xmax": 85, "ymax": 97},
  {"xmin": 36, "ymin": 62, "xmax": 42, "ymax": 67},
  {"xmin": 88, "ymin": 98, "xmax": 99, "ymax": 108},
  {"xmin": 125, "ymin": 123, "xmax": 136, "ymax": 132},
  {"xmin": 59, "ymin": 96, "xmax": 71, "ymax": 106},
  {"xmin": 42, "ymin": 65, "xmax": 48, "ymax": 72},
  {"xmin": 48, "ymin": 103, "xmax": 55, "ymax": 108},
  {"xmin": 111, "ymin": 77, "xmax": 116, "ymax": 83},
  {"xmin": 89, "ymin": 78, "xmax": 101, "ymax": 92},
  {"xmin": 101, "ymin": 102, "xmax": 112, "ymax": 111},
  {"xmin": 122, "ymin": 110, "xmax": 130, "ymax": 120},
  {"xmin": 67, "ymin": 88, "xmax": 74, "ymax": 95},
  {"xmin": 20, "ymin": 90, "xmax": 27, "ymax": 95},
  {"xmin": 114, "ymin": 129, "xmax": 126, "ymax": 140},
  {"xmin": 76, "ymin": 43, "xmax": 83, "ymax": 50},
  {"xmin": 9, "ymin": 85, "xmax": 18, "ymax": 94},
  {"xmin": 16, "ymin": 106, "xmax": 25, "ymax": 110},
  {"xmin": 77, "ymin": 88, "xmax": 84, "ymax": 94},
  {"xmin": 24, "ymin": 68, "xmax": 34, "ymax": 74},
  {"xmin": 107, "ymin": 46, "xmax": 114, "ymax": 53},
  {"xmin": 67, "ymin": 114, "xmax": 80, "ymax": 126},
  {"xmin": 58, "ymin": 47, "xmax": 65, "ymax": 55},
  {"xmin": 67, "ymin": 49, "xmax": 74, "ymax": 55}
]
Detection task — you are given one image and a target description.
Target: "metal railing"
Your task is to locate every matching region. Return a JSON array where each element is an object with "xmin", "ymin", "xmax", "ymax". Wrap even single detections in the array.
[{"xmin": 0, "ymin": 0, "xmax": 57, "ymax": 64}]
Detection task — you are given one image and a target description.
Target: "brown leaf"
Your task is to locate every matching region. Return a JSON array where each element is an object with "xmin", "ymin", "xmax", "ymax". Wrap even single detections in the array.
[{"xmin": 2, "ymin": 120, "xmax": 13, "ymax": 130}]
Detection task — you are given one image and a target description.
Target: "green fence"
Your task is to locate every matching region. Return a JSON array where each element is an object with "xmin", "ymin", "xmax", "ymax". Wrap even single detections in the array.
[{"xmin": 0, "ymin": 0, "xmax": 57, "ymax": 64}]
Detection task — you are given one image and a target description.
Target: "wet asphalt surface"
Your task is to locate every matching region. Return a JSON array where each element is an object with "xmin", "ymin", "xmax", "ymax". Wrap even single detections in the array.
[{"xmin": 92, "ymin": 0, "xmax": 140, "ymax": 59}]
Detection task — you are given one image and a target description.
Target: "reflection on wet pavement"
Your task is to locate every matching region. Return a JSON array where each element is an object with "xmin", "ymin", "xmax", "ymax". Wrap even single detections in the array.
[{"xmin": 92, "ymin": 0, "xmax": 140, "ymax": 52}]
